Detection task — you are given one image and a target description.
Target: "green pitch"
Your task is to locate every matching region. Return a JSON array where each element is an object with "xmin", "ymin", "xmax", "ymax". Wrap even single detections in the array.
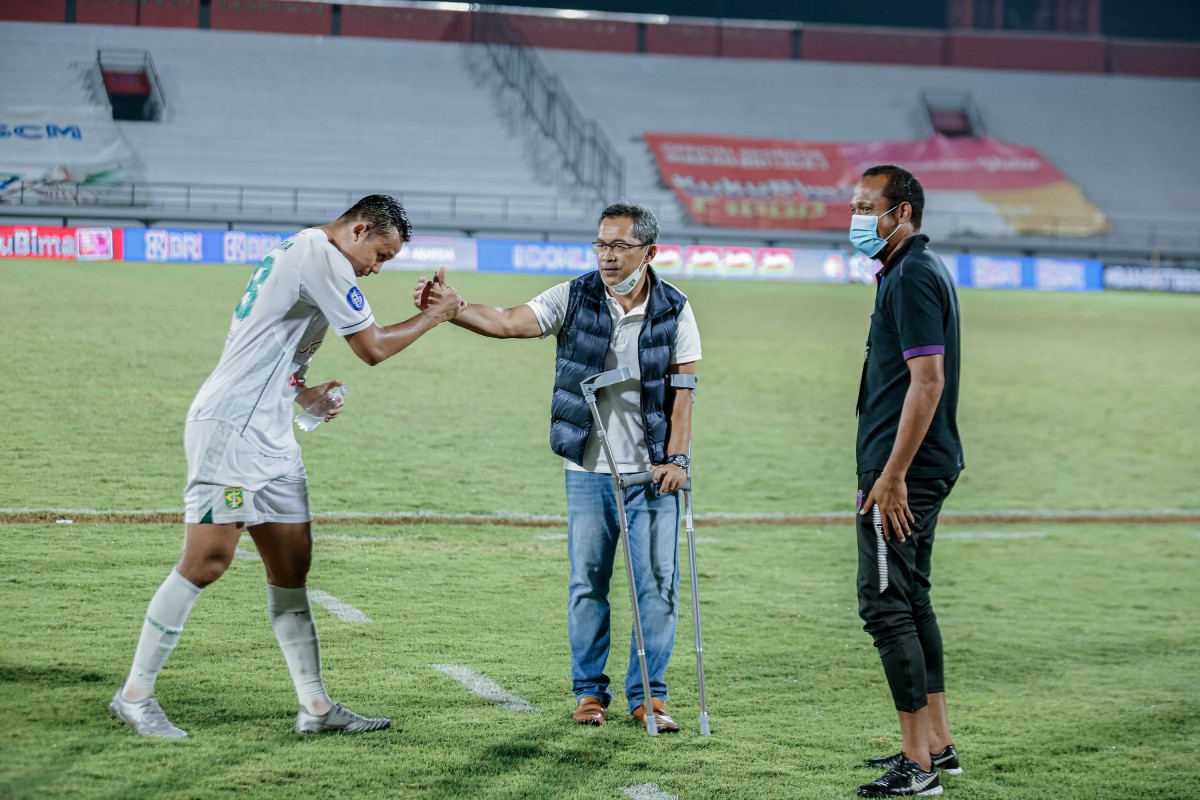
[
  {"xmin": 1, "ymin": 261, "xmax": 1198, "ymax": 798},
  {"xmin": 2, "ymin": 261, "xmax": 1197, "ymax": 514},
  {"xmin": 2, "ymin": 522, "xmax": 1197, "ymax": 799}
]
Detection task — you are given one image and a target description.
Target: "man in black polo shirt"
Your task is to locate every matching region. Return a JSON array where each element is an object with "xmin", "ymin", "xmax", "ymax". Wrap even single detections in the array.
[{"xmin": 850, "ymin": 165, "xmax": 964, "ymax": 798}]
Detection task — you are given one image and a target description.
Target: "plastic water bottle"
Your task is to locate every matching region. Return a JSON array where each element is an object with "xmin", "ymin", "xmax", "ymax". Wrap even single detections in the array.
[{"xmin": 295, "ymin": 384, "xmax": 348, "ymax": 432}]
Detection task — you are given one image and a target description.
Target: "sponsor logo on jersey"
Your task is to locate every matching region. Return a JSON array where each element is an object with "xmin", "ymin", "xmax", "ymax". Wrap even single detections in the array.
[
  {"xmin": 224, "ymin": 487, "xmax": 244, "ymax": 510},
  {"xmin": 346, "ymin": 286, "xmax": 365, "ymax": 311}
]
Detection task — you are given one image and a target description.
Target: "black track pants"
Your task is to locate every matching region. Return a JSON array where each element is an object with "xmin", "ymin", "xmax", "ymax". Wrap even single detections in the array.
[{"xmin": 855, "ymin": 470, "xmax": 958, "ymax": 713}]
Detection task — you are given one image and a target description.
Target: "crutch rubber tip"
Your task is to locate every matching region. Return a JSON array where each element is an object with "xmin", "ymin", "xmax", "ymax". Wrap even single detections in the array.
[{"xmin": 699, "ymin": 714, "xmax": 711, "ymax": 736}]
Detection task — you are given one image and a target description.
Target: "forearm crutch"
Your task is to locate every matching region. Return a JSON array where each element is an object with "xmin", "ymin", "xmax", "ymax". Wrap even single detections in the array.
[
  {"xmin": 667, "ymin": 372, "xmax": 710, "ymax": 735},
  {"xmin": 580, "ymin": 368, "xmax": 690, "ymax": 736}
]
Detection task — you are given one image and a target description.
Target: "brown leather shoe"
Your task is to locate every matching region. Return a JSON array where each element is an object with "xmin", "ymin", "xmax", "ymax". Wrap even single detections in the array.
[
  {"xmin": 631, "ymin": 697, "xmax": 680, "ymax": 733},
  {"xmin": 571, "ymin": 696, "xmax": 607, "ymax": 726}
]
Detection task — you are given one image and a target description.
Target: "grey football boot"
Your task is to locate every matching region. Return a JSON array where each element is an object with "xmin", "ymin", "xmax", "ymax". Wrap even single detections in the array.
[
  {"xmin": 109, "ymin": 690, "xmax": 188, "ymax": 739},
  {"xmin": 294, "ymin": 702, "xmax": 391, "ymax": 734}
]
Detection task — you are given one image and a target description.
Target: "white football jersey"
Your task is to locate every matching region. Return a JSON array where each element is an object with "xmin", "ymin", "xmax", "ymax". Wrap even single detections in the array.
[{"xmin": 187, "ymin": 228, "xmax": 374, "ymax": 459}]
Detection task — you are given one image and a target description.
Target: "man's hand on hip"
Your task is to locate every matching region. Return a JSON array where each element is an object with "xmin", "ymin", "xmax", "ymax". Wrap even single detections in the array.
[{"xmin": 860, "ymin": 471, "xmax": 914, "ymax": 542}]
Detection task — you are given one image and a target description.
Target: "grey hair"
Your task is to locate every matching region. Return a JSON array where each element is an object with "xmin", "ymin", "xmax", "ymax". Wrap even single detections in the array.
[{"xmin": 599, "ymin": 201, "xmax": 659, "ymax": 244}]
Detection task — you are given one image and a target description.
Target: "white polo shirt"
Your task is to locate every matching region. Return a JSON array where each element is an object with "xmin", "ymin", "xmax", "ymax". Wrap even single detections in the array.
[{"xmin": 527, "ymin": 279, "xmax": 702, "ymax": 474}]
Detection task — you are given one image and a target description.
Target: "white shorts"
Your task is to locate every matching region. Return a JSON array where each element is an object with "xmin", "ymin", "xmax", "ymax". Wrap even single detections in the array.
[{"xmin": 183, "ymin": 420, "xmax": 312, "ymax": 526}]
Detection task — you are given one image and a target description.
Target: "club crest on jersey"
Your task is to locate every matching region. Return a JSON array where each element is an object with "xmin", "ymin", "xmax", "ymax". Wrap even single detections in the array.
[
  {"xmin": 224, "ymin": 487, "xmax": 244, "ymax": 509},
  {"xmin": 346, "ymin": 286, "xmax": 365, "ymax": 311}
]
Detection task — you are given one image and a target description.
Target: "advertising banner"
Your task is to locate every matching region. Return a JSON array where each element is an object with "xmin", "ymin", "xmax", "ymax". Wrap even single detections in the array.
[
  {"xmin": 0, "ymin": 225, "xmax": 122, "ymax": 260},
  {"xmin": 123, "ymin": 228, "xmax": 289, "ymax": 264},
  {"xmin": 121, "ymin": 229, "xmax": 478, "ymax": 270},
  {"xmin": 0, "ymin": 104, "xmax": 140, "ymax": 203},
  {"xmin": 473, "ymin": 237, "xmax": 960, "ymax": 286},
  {"xmin": 955, "ymin": 254, "xmax": 1102, "ymax": 291},
  {"xmin": 382, "ymin": 236, "xmax": 478, "ymax": 273},
  {"xmin": 0, "ymin": 225, "xmax": 1125, "ymax": 296},
  {"xmin": 1103, "ymin": 262, "xmax": 1200, "ymax": 293},
  {"xmin": 477, "ymin": 239, "xmax": 595, "ymax": 276},
  {"xmin": 645, "ymin": 132, "xmax": 1107, "ymax": 237}
]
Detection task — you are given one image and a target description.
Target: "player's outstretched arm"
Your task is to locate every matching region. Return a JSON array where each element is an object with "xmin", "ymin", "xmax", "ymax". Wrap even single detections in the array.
[
  {"xmin": 453, "ymin": 303, "xmax": 542, "ymax": 339},
  {"xmin": 413, "ymin": 274, "xmax": 541, "ymax": 340},
  {"xmin": 346, "ymin": 282, "xmax": 462, "ymax": 366}
]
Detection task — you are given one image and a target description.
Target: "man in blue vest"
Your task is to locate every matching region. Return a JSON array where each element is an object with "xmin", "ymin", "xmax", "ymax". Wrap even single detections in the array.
[{"xmin": 419, "ymin": 202, "xmax": 701, "ymax": 731}]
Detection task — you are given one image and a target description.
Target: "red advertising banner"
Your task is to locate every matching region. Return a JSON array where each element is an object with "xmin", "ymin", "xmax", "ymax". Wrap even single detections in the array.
[
  {"xmin": 645, "ymin": 132, "xmax": 1106, "ymax": 236},
  {"xmin": 0, "ymin": 225, "xmax": 123, "ymax": 260}
]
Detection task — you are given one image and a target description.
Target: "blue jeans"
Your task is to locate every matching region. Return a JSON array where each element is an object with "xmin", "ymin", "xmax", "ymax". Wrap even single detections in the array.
[{"xmin": 566, "ymin": 470, "xmax": 681, "ymax": 713}]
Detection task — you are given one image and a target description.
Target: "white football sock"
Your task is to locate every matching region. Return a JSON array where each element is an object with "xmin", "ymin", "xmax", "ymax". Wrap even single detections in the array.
[
  {"xmin": 122, "ymin": 568, "xmax": 202, "ymax": 702},
  {"xmin": 268, "ymin": 584, "xmax": 331, "ymax": 715}
]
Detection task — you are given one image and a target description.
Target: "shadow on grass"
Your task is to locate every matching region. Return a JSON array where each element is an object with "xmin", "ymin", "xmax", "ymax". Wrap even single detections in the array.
[
  {"xmin": 427, "ymin": 716, "xmax": 646, "ymax": 799},
  {"xmin": 0, "ymin": 662, "xmax": 109, "ymax": 686}
]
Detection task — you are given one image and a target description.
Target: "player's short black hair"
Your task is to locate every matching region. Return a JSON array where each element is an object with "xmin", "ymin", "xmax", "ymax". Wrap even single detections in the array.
[
  {"xmin": 599, "ymin": 201, "xmax": 659, "ymax": 244},
  {"xmin": 862, "ymin": 165, "xmax": 925, "ymax": 229},
  {"xmin": 339, "ymin": 194, "xmax": 413, "ymax": 242}
]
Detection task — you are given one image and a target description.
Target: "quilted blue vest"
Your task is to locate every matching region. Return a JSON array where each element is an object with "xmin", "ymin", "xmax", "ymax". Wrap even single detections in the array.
[{"xmin": 550, "ymin": 269, "xmax": 688, "ymax": 467}]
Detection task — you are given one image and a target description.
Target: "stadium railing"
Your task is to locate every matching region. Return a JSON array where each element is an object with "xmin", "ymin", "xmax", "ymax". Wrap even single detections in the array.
[
  {"xmin": 1, "ymin": 177, "xmax": 1196, "ymax": 260},
  {"xmin": 0, "ymin": 178, "xmax": 594, "ymax": 229}
]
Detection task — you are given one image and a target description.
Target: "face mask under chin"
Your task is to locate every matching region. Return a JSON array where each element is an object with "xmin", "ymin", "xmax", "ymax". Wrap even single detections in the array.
[{"xmin": 608, "ymin": 261, "xmax": 647, "ymax": 296}]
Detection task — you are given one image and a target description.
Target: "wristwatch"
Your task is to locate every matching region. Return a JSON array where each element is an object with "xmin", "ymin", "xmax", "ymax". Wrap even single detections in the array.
[{"xmin": 665, "ymin": 453, "xmax": 690, "ymax": 471}]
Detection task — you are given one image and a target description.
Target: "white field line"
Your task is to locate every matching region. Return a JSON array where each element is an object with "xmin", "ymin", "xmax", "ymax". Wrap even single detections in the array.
[
  {"xmin": 314, "ymin": 535, "xmax": 396, "ymax": 543},
  {"xmin": 230, "ymin": 547, "xmax": 370, "ymax": 623},
  {"xmin": 319, "ymin": 510, "xmax": 569, "ymax": 524},
  {"xmin": 308, "ymin": 589, "xmax": 371, "ymax": 624},
  {"xmin": 621, "ymin": 784, "xmax": 678, "ymax": 800},
  {"xmin": 940, "ymin": 531, "xmax": 1048, "ymax": 540},
  {"xmin": 533, "ymin": 533, "xmax": 720, "ymax": 544},
  {"xmin": 4, "ymin": 507, "xmax": 1198, "ymax": 525},
  {"xmin": 236, "ymin": 537, "xmax": 393, "ymax": 554},
  {"xmin": 429, "ymin": 664, "xmax": 540, "ymax": 713}
]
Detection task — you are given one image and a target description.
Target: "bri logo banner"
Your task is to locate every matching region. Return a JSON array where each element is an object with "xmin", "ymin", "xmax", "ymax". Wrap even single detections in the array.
[{"xmin": 645, "ymin": 132, "xmax": 1107, "ymax": 237}]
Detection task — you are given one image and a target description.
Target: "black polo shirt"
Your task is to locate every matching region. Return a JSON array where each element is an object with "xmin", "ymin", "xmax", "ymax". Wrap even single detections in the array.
[{"xmin": 856, "ymin": 234, "xmax": 964, "ymax": 478}]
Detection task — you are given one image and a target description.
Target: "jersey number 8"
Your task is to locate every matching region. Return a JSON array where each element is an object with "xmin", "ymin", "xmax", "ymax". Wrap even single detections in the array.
[{"xmin": 235, "ymin": 256, "xmax": 275, "ymax": 320}]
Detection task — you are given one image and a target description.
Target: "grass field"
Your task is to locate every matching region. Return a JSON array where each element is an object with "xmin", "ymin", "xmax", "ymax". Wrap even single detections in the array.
[
  {"xmin": 4, "ymin": 261, "xmax": 1198, "ymax": 515},
  {"xmin": 1, "ymin": 260, "xmax": 1198, "ymax": 799}
]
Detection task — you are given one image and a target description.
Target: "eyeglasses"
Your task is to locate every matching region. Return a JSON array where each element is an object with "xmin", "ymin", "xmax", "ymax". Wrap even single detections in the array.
[{"xmin": 591, "ymin": 241, "xmax": 649, "ymax": 256}]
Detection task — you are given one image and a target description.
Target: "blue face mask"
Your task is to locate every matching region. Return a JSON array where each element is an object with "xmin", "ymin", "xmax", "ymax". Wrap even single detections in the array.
[{"xmin": 849, "ymin": 205, "xmax": 900, "ymax": 258}]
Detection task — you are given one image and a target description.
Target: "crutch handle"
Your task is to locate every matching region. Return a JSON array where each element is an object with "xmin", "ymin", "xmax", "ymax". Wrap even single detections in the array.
[
  {"xmin": 580, "ymin": 368, "xmax": 632, "ymax": 399},
  {"xmin": 620, "ymin": 471, "xmax": 691, "ymax": 492}
]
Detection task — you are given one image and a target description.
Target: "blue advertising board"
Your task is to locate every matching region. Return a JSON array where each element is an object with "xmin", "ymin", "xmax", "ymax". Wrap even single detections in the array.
[
  {"xmin": 476, "ymin": 239, "xmax": 594, "ymax": 276},
  {"xmin": 115, "ymin": 228, "xmax": 1120, "ymax": 296},
  {"xmin": 124, "ymin": 228, "xmax": 289, "ymax": 264},
  {"xmin": 955, "ymin": 254, "xmax": 1103, "ymax": 291}
]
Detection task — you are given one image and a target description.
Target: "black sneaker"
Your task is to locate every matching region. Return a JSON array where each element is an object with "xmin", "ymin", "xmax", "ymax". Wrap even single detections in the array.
[
  {"xmin": 857, "ymin": 755, "xmax": 943, "ymax": 797},
  {"xmin": 867, "ymin": 744, "xmax": 962, "ymax": 776}
]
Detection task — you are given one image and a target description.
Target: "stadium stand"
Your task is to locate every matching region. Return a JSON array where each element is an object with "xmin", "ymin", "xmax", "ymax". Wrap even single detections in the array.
[
  {"xmin": 0, "ymin": 21, "xmax": 586, "ymax": 230},
  {"xmin": 0, "ymin": 9, "xmax": 1197, "ymax": 256},
  {"xmin": 539, "ymin": 47, "xmax": 1200, "ymax": 251}
]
